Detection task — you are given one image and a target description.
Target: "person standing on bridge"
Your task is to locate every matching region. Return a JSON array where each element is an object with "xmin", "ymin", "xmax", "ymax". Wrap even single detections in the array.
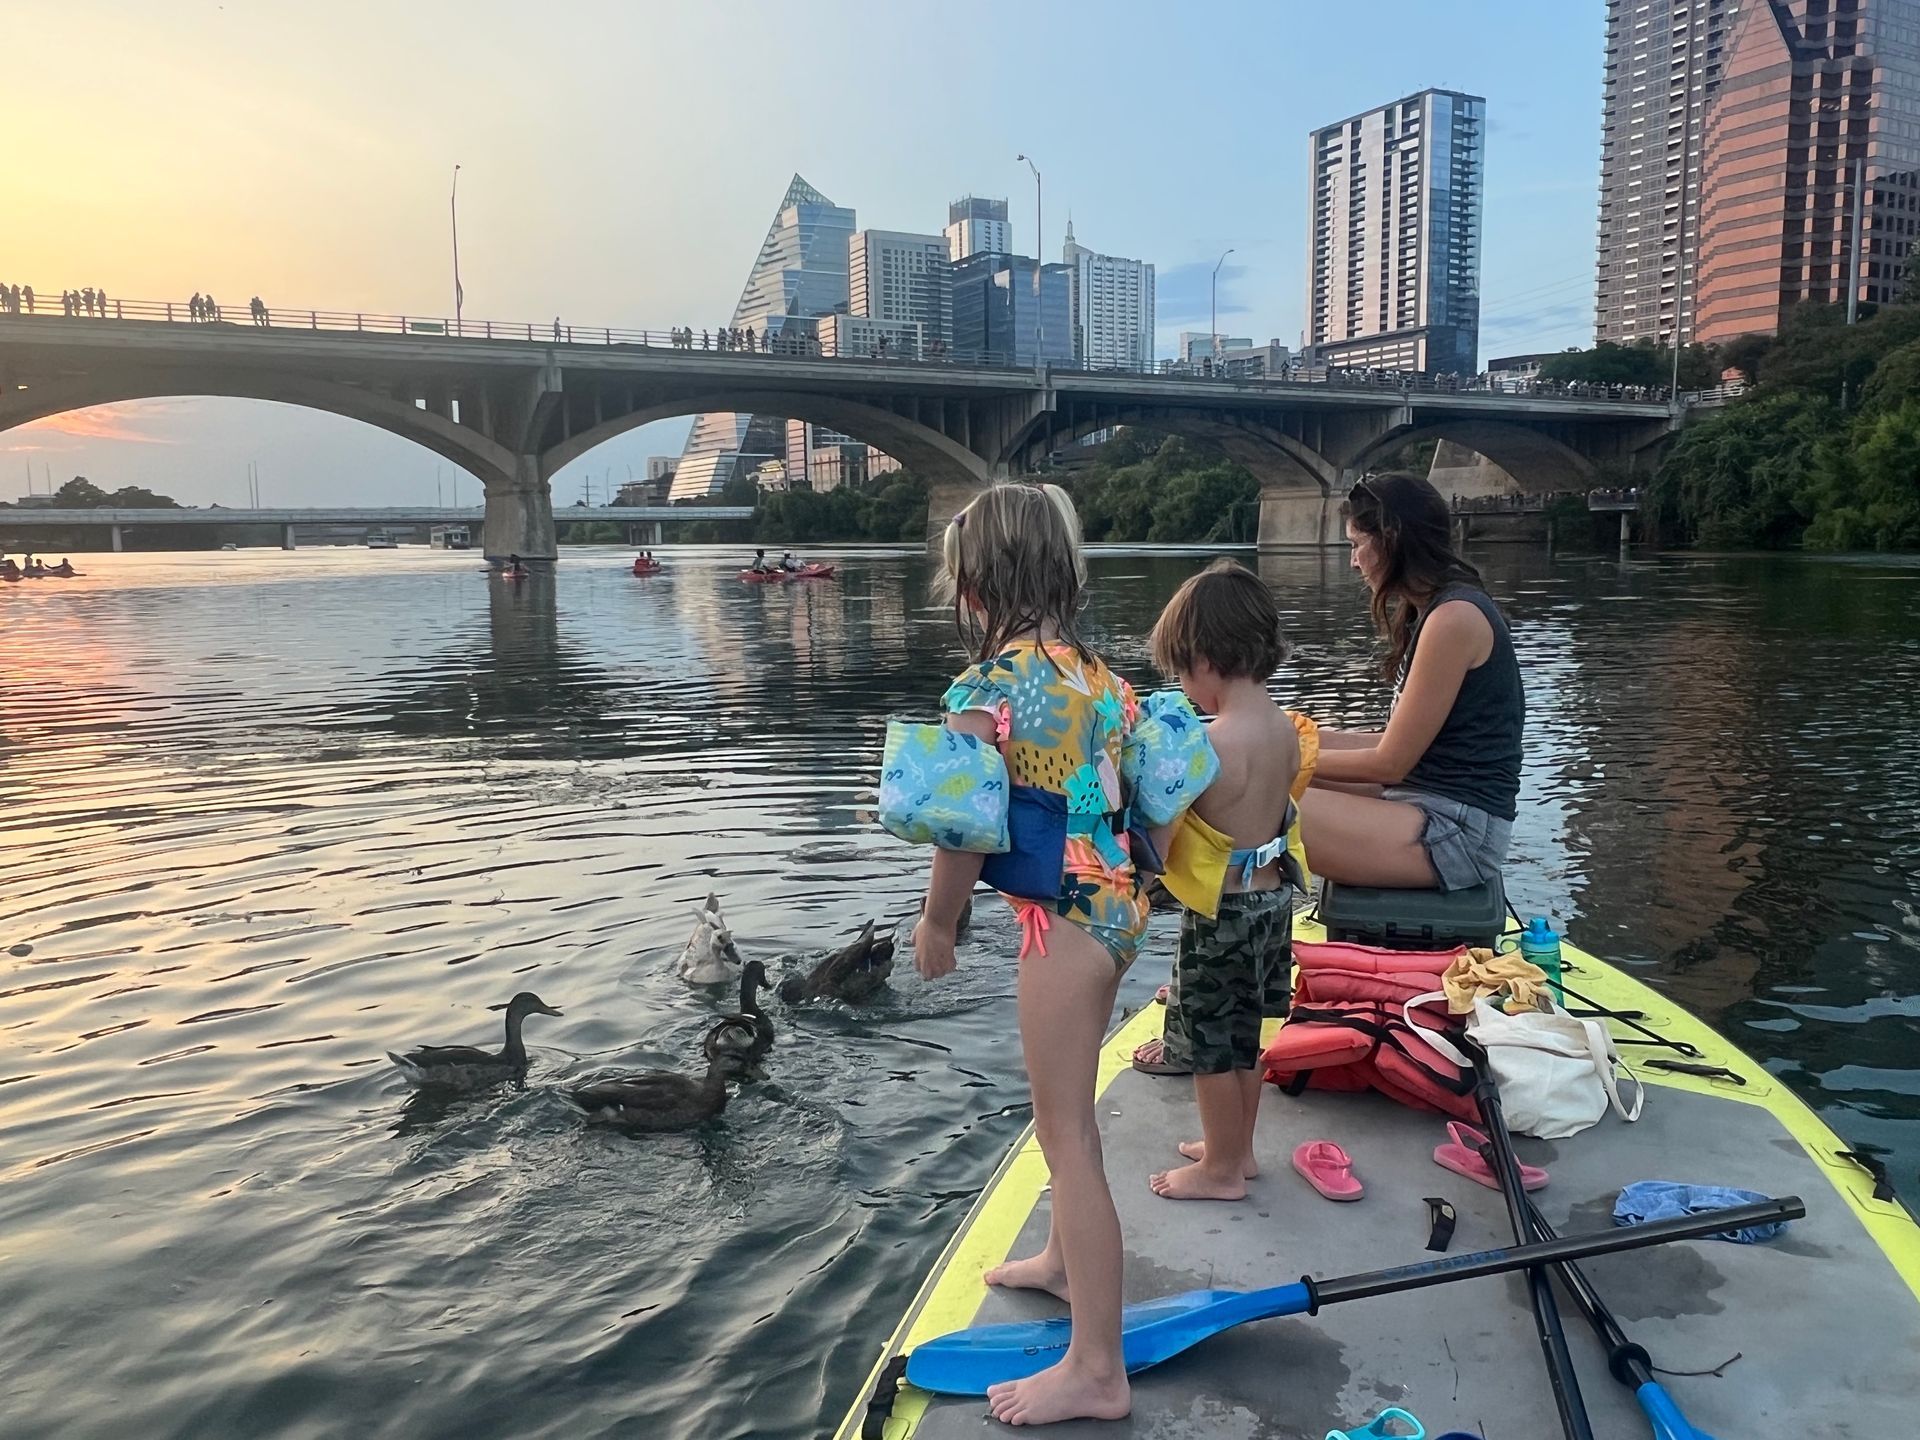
[
  {"xmin": 18, "ymin": 286, "xmax": 30, "ymax": 314},
  {"xmin": 96, "ymin": 288, "xmax": 109, "ymax": 318},
  {"xmin": 553, "ymin": 317, "xmax": 562, "ymax": 342}
]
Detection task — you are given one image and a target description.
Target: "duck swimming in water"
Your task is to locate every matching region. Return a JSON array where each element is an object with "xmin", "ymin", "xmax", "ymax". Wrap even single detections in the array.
[
  {"xmin": 678, "ymin": 893, "xmax": 743, "ymax": 986},
  {"xmin": 708, "ymin": 958, "xmax": 775, "ymax": 1068},
  {"xmin": 778, "ymin": 920, "xmax": 896, "ymax": 1005},
  {"xmin": 386, "ymin": 991, "xmax": 563, "ymax": 1088},
  {"xmin": 564, "ymin": 1022, "xmax": 749, "ymax": 1132}
]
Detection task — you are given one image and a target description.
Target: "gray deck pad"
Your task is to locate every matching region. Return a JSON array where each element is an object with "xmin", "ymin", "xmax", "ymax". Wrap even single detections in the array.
[{"xmin": 908, "ymin": 1071, "xmax": 1920, "ymax": 1438}]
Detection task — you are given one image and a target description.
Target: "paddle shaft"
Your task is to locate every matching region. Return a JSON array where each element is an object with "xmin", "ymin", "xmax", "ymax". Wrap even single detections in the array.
[{"xmin": 1463, "ymin": 1035, "xmax": 1595, "ymax": 1440}]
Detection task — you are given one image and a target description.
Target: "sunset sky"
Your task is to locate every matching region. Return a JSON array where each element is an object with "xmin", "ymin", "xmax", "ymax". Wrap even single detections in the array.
[{"xmin": 5, "ymin": 0, "xmax": 1604, "ymax": 506}]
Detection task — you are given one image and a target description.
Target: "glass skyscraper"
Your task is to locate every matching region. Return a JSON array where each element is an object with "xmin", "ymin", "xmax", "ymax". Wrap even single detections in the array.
[
  {"xmin": 951, "ymin": 253, "xmax": 1073, "ymax": 367},
  {"xmin": 672, "ymin": 175, "xmax": 856, "ymax": 501}
]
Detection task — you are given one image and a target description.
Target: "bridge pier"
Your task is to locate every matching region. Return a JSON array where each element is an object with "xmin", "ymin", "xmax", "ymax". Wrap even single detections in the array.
[
  {"xmin": 482, "ymin": 454, "xmax": 557, "ymax": 567},
  {"xmin": 1256, "ymin": 487, "xmax": 1341, "ymax": 549},
  {"xmin": 109, "ymin": 525, "xmax": 123, "ymax": 553},
  {"xmin": 282, "ymin": 525, "xmax": 296, "ymax": 551},
  {"xmin": 924, "ymin": 477, "xmax": 989, "ymax": 549}
]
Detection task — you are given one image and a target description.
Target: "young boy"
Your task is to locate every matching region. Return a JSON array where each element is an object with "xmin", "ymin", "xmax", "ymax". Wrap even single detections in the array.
[{"xmin": 1147, "ymin": 559, "xmax": 1300, "ymax": 1202}]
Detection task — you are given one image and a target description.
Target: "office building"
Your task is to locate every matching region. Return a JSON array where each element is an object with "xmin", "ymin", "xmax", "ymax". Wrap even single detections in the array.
[
  {"xmin": 1304, "ymin": 88, "xmax": 1485, "ymax": 373},
  {"xmin": 850, "ymin": 229, "xmax": 952, "ymax": 346},
  {"xmin": 1595, "ymin": 0, "xmax": 1740, "ymax": 345},
  {"xmin": 1061, "ymin": 221, "xmax": 1156, "ymax": 370},
  {"xmin": 673, "ymin": 174, "xmax": 855, "ymax": 500},
  {"xmin": 1179, "ymin": 331, "xmax": 1253, "ymax": 364},
  {"xmin": 817, "ymin": 312, "xmax": 923, "ymax": 359},
  {"xmin": 945, "ymin": 196, "xmax": 1012, "ymax": 263},
  {"xmin": 1694, "ymin": 0, "xmax": 1920, "ymax": 344},
  {"xmin": 952, "ymin": 253, "xmax": 1073, "ymax": 367}
]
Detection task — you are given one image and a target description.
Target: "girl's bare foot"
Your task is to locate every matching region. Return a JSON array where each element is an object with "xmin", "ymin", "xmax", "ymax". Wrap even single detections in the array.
[
  {"xmin": 983, "ymin": 1252, "xmax": 1069, "ymax": 1302},
  {"xmin": 1149, "ymin": 1161, "xmax": 1248, "ymax": 1202},
  {"xmin": 1177, "ymin": 1139, "xmax": 1257, "ymax": 1179},
  {"xmin": 986, "ymin": 1356, "xmax": 1130, "ymax": 1426}
]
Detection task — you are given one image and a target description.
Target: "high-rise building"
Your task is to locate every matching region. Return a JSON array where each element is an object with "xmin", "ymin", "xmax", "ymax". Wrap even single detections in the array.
[
  {"xmin": 951, "ymin": 253, "xmax": 1073, "ymax": 367},
  {"xmin": 1304, "ymin": 89, "xmax": 1484, "ymax": 373},
  {"xmin": 1179, "ymin": 331, "xmax": 1253, "ymax": 363},
  {"xmin": 673, "ymin": 175, "xmax": 855, "ymax": 501},
  {"xmin": 1595, "ymin": 1, "xmax": 1740, "ymax": 346},
  {"xmin": 1694, "ymin": 0, "xmax": 1920, "ymax": 344},
  {"xmin": 1061, "ymin": 220, "xmax": 1156, "ymax": 371},
  {"xmin": 849, "ymin": 229, "xmax": 952, "ymax": 346},
  {"xmin": 945, "ymin": 196, "xmax": 1012, "ymax": 263}
]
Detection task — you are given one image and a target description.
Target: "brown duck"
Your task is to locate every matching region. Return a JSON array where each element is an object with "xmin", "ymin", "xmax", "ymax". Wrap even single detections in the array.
[{"xmin": 778, "ymin": 921, "xmax": 896, "ymax": 1004}]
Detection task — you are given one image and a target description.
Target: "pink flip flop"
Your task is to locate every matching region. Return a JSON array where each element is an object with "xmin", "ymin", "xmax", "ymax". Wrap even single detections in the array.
[
  {"xmin": 1433, "ymin": 1120, "xmax": 1549, "ymax": 1192},
  {"xmin": 1292, "ymin": 1140, "xmax": 1364, "ymax": 1201}
]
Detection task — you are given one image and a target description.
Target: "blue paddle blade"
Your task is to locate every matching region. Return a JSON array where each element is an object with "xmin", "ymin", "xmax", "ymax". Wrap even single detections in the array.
[
  {"xmin": 905, "ymin": 1281, "xmax": 1312, "ymax": 1395},
  {"xmin": 1636, "ymin": 1381, "xmax": 1718, "ymax": 1440}
]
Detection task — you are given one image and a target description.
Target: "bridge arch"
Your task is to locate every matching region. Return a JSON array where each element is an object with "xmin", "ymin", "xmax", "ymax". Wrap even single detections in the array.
[
  {"xmin": 0, "ymin": 372, "xmax": 522, "ymax": 491},
  {"xmin": 540, "ymin": 390, "xmax": 997, "ymax": 490},
  {"xmin": 997, "ymin": 406, "xmax": 1340, "ymax": 495},
  {"xmin": 1344, "ymin": 419, "xmax": 1599, "ymax": 493}
]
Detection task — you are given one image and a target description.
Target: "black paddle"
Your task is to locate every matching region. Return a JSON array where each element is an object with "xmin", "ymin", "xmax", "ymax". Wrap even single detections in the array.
[{"xmin": 1462, "ymin": 1032, "xmax": 1596, "ymax": 1440}]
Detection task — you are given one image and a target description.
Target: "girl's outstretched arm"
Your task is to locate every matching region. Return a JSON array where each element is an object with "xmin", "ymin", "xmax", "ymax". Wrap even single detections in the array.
[{"xmin": 914, "ymin": 707, "xmax": 998, "ymax": 980}]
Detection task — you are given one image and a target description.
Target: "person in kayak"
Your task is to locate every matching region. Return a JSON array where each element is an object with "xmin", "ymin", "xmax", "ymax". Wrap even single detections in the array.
[
  {"xmin": 1302, "ymin": 471, "xmax": 1523, "ymax": 890},
  {"xmin": 750, "ymin": 547, "xmax": 772, "ymax": 574},
  {"xmin": 780, "ymin": 550, "xmax": 800, "ymax": 572}
]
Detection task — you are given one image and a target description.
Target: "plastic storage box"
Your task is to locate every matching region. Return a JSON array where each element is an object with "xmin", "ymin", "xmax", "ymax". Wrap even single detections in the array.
[{"xmin": 1316, "ymin": 873, "xmax": 1506, "ymax": 950}]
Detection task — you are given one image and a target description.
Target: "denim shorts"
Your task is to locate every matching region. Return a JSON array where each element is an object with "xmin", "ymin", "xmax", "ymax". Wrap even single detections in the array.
[{"xmin": 1381, "ymin": 787, "xmax": 1512, "ymax": 891}]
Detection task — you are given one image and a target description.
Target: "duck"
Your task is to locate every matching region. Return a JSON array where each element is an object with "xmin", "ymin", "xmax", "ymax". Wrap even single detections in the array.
[
  {"xmin": 778, "ymin": 920, "xmax": 896, "ymax": 1005},
  {"xmin": 708, "ymin": 958, "xmax": 775, "ymax": 1068},
  {"xmin": 678, "ymin": 892, "xmax": 743, "ymax": 986},
  {"xmin": 564, "ymin": 1022, "xmax": 748, "ymax": 1131},
  {"xmin": 386, "ymin": 991, "xmax": 563, "ymax": 1088}
]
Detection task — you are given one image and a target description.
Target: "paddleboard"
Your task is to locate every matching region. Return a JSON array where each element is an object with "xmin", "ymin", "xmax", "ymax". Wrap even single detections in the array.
[{"xmin": 835, "ymin": 911, "xmax": 1920, "ymax": 1438}]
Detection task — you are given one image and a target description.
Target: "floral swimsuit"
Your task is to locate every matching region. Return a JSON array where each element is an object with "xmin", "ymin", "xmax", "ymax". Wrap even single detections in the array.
[{"xmin": 943, "ymin": 640, "xmax": 1153, "ymax": 970}]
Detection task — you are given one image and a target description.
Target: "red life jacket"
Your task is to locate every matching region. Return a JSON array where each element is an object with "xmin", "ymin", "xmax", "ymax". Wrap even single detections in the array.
[{"xmin": 1261, "ymin": 940, "xmax": 1481, "ymax": 1122}]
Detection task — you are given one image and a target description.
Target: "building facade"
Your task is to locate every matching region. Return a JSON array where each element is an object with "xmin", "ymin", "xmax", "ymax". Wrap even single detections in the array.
[
  {"xmin": 951, "ymin": 253, "xmax": 1073, "ymax": 367},
  {"xmin": 816, "ymin": 312, "xmax": 924, "ymax": 359},
  {"xmin": 1061, "ymin": 221, "xmax": 1156, "ymax": 370},
  {"xmin": 1304, "ymin": 88, "xmax": 1485, "ymax": 374},
  {"xmin": 850, "ymin": 229, "xmax": 953, "ymax": 346},
  {"xmin": 673, "ymin": 174, "xmax": 855, "ymax": 500},
  {"xmin": 944, "ymin": 196, "xmax": 1012, "ymax": 263},
  {"xmin": 1596, "ymin": 0, "xmax": 1740, "ymax": 346},
  {"xmin": 1178, "ymin": 331, "xmax": 1253, "ymax": 363},
  {"xmin": 1694, "ymin": 0, "xmax": 1920, "ymax": 344}
]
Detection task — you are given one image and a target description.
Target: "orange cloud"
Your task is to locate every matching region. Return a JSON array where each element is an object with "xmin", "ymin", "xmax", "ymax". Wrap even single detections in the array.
[{"xmin": 14, "ymin": 405, "xmax": 185, "ymax": 446}]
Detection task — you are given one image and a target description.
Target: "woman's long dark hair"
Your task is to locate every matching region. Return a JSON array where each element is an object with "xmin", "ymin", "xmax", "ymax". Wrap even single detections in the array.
[{"xmin": 1343, "ymin": 471, "xmax": 1485, "ymax": 682}]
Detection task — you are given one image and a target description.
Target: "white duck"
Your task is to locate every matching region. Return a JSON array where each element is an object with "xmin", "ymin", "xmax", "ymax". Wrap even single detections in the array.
[{"xmin": 677, "ymin": 893, "xmax": 744, "ymax": 985}]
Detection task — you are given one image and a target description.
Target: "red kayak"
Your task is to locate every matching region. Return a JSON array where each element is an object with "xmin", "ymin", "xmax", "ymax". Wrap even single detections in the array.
[
  {"xmin": 632, "ymin": 560, "xmax": 664, "ymax": 576},
  {"xmin": 740, "ymin": 563, "xmax": 836, "ymax": 583}
]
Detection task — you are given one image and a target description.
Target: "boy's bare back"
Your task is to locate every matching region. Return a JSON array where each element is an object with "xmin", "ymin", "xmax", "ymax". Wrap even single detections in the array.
[{"xmin": 1193, "ymin": 696, "xmax": 1299, "ymax": 893}]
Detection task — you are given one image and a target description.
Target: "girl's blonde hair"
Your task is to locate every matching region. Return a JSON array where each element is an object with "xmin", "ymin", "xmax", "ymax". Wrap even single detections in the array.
[{"xmin": 938, "ymin": 482, "xmax": 1090, "ymax": 662}]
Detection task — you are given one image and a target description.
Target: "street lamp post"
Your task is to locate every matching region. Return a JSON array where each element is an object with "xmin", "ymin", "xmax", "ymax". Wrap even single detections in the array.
[
  {"xmin": 1212, "ymin": 248, "xmax": 1235, "ymax": 366},
  {"xmin": 1016, "ymin": 154, "xmax": 1042, "ymax": 366},
  {"xmin": 450, "ymin": 164, "xmax": 464, "ymax": 335}
]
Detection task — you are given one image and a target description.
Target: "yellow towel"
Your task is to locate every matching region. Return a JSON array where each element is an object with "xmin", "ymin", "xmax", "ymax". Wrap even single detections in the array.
[{"xmin": 1443, "ymin": 949, "xmax": 1551, "ymax": 1015}]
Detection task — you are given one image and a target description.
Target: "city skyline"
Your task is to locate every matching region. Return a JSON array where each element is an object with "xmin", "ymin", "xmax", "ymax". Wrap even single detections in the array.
[{"xmin": 3, "ymin": 0, "xmax": 1606, "ymax": 506}]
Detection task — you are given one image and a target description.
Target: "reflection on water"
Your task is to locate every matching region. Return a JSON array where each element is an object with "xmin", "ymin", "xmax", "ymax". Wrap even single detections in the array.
[{"xmin": 0, "ymin": 543, "xmax": 1914, "ymax": 1439}]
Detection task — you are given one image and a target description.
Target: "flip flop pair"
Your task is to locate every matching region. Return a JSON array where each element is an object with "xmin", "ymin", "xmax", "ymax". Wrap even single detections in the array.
[
  {"xmin": 1433, "ymin": 1120, "xmax": 1549, "ymax": 1192},
  {"xmin": 1292, "ymin": 1140, "xmax": 1364, "ymax": 1201}
]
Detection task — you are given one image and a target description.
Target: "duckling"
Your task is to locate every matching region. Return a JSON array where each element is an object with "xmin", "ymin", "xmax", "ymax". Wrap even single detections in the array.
[
  {"xmin": 564, "ymin": 1022, "xmax": 748, "ymax": 1132},
  {"xmin": 777, "ymin": 920, "xmax": 896, "ymax": 1005},
  {"xmin": 709, "ymin": 958, "xmax": 775, "ymax": 1067},
  {"xmin": 387, "ymin": 991, "xmax": 563, "ymax": 1088},
  {"xmin": 678, "ymin": 893, "xmax": 743, "ymax": 986}
]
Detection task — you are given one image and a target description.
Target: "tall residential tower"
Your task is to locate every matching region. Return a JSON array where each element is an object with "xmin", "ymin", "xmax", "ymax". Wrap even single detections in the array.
[
  {"xmin": 1061, "ymin": 221, "xmax": 1156, "ymax": 370},
  {"xmin": 1304, "ymin": 88, "xmax": 1484, "ymax": 374},
  {"xmin": 1595, "ymin": 0, "xmax": 1739, "ymax": 346},
  {"xmin": 1694, "ymin": 0, "xmax": 1920, "ymax": 343},
  {"xmin": 944, "ymin": 197, "xmax": 1011, "ymax": 263}
]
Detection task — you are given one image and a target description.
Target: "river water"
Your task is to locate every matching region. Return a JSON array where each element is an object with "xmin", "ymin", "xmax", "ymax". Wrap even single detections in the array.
[{"xmin": 1, "ymin": 543, "xmax": 1915, "ymax": 1439}]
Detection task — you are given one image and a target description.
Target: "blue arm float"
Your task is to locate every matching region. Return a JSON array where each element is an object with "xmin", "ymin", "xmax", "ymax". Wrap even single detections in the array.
[
  {"xmin": 878, "ymin": 719, "xmax": 1012, "ymax": 853},
  {"xmin": 1121, "ymin": 690, "xmax": 1221, "ymax": 827}
]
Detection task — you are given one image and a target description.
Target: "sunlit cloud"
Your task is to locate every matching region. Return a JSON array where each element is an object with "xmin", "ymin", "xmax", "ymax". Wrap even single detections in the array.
[{"xmin": 13, "ymin": 405, "xmax": 187, "ymax": 446}]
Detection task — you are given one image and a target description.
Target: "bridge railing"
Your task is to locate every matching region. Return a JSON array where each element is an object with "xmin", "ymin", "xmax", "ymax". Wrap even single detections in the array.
[
  {"xmin": 0, "ymin": 291, "xmax": 1674, "ymax": 406},
  {"xmin": 1449, "ymin": 489, "xmax": 1645, "ymax": 515}
]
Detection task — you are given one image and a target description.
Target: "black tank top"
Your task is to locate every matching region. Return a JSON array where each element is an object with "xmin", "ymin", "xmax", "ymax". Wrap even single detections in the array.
[{"xmin": 1399, "ymin": 583, "xmax": 1524, "ymax": 821}]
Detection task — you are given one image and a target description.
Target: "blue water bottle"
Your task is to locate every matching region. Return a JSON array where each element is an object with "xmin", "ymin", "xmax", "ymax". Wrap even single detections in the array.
[{"xmin": 1518, "ymin": 916, "xmax": 1564, "ymax": 1003}]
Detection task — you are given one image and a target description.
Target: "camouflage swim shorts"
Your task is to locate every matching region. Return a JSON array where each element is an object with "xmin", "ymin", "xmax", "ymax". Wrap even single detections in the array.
[{"xmin": 1162, "ymin": 888, "xmax": 1293, "ymax": 1075}]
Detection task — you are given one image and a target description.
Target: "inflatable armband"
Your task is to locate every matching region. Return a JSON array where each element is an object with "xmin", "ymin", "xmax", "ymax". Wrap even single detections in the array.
[
  {"xmin": 878, "ymin": 720, "xmax": 1011, "ymax": 853},
  {"xmin": 1121, "ymin": 690, "xmax": 1219, "ymax": 827}
]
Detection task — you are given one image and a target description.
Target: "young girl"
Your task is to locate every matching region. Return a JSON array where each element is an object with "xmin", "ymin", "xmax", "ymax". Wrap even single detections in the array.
[{"xmin": 911, "ymin": 482, "xmax": 1148, "ymax": 1427}]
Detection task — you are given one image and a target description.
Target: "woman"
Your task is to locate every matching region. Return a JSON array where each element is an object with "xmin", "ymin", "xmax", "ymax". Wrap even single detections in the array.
[{"xmin": 1303, "ymin": 472, "xmax": 1523, "ymax": 891}]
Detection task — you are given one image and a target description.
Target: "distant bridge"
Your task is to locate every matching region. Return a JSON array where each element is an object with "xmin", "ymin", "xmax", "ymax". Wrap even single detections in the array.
[
  {"xmin": 0, "ymin": 300, "xmax": 1680, "ymax": 556},
  {"xmin": 0, "ymin": 504, "xmax": 748, "ymax": 550}
]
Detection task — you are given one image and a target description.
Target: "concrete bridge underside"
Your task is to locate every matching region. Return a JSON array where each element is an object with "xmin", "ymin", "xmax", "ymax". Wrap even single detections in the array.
[{"xmin": 0, "ymin": 318, "xmax": 1676, "ymax": 559}]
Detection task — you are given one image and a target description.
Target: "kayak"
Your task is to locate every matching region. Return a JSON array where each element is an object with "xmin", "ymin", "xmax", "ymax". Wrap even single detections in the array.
[
  {"xmin": 632, "ymin": 561, "xmax": 664, "ymax": 576},
  {"xmin": 496, "ymin": 569, "xmax": 530, "ymax": 582},
  {"xmin": 836, "ymin": 907, "xmax": 1920, "ymax": 1438},
  {"xmin": 740, "ymin": 564, "xmax": 836, "ymax": 584}
]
